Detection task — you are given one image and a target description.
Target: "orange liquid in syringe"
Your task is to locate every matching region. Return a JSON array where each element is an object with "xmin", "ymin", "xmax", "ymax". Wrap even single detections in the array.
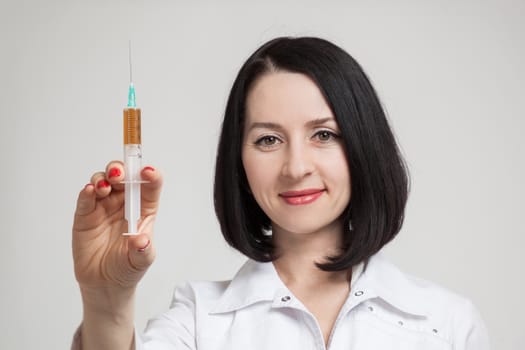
[{"xmin": 123, "ymin": 108, "xmax": 141, "ymax": 145}]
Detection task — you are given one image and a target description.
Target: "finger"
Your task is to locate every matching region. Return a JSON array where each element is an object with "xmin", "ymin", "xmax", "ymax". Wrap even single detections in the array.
[
  {"xmin": 74, "ymin": 183, "xmax": 97, "ymax": 216},
  {"xmin": 140, "ymin": 166, "xmax": 163, "ymax": 209},
  {"xmin": 127, "ymin": 233, "xmax": 156, "ymax": 271},
  {"xmin": 138, "ymin": 214, "xmax": 155, "ymax": 235},
  {"xmin": 105, "ymin": 160, "xmax": 125, "ymax": 190},
  {"xmin": 91, "ymin": 171, "xmax": 112, "ymax": 198}
]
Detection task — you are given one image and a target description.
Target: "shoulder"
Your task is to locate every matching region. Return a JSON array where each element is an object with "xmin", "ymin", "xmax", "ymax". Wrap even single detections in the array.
[
  {"xmin": 401, "ymin": 267, "xmax": 475, "ymax": 314},
  {"xmin": 399, "ymin": 266, "xmax": 484, "ymax": 329},
  {"xmin": 171, "ymin": 258, "xmax": 283, "ymax": 315},
  {"xmin": 360, "ymin": 253, "xmax": 490, "ymax": 348}
]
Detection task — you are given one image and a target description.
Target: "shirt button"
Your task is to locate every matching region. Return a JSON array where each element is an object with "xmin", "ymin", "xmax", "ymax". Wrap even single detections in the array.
[
  {"xmin": 281, "ymin": 295, "xmax": 291, "ymax": 302},
  {"xmin": 367, "ymin": 306, "xmax": 374, "ymax": 312},
  {"xmin": 433, "ymin": 329, "xmax": 438, "ymax": 334},
  {"xmin": 398, "ymin": 321, "xmax": 404, "ymax": 326},
  {"xmin": 354, "ymin": 290, "xmax": 364, "ymax": 296}
]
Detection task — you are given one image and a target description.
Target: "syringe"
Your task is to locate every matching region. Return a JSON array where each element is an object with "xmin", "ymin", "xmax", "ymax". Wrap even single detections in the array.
[{"xmin": 123, "ymin": 43, "xmax": 142, "ymax": 235}]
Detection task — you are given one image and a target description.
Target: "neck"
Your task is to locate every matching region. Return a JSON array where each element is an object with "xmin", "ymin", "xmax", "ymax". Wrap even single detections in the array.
[{"xmin": 271, "ymin": 220, "xmax": 350, "ymax": 286}]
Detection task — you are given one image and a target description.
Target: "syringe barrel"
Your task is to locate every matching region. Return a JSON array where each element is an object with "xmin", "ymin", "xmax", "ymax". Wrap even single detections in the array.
[
  {"xmin": 124, "ymin": 108, "xmax": 141, "ymax": 145},
  {"xmin": 123, "ymin": 107, "xmax": 142, "ymax": 234}
]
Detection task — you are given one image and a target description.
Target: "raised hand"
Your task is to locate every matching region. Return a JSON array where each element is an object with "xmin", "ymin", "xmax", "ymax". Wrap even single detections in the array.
[{"xmin": 73, "ymin": 161, "xmax": 162, "ymax": 292}]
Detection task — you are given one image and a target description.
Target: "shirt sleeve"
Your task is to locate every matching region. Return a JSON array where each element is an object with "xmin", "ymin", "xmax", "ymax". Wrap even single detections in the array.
[{"xmin": 453, "ymin": 299, "xmax": 491, "ymax": 350}]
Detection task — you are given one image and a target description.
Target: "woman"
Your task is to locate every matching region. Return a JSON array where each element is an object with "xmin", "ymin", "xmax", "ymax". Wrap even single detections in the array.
[{"xmin": 72, "ymin": 37, "xmax": 489, "ymax": 349}]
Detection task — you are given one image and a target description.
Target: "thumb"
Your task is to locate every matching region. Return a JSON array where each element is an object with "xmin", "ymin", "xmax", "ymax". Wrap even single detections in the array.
[{"xmin": 127, "ymin": 233, "xmax": 156, "ymax": 271}]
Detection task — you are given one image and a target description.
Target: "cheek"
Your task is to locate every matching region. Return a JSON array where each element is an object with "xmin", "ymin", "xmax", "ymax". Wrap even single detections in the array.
[
  {"xmin": 321, "ymin": 151, "xmax": 351, "ymax": 190},
  {"xmin": 242, "ymin": 150, "xmax": 279, "ymax": 199},
  {"xmin": 242, "ymin": 150, "xmax": 264, "ymax": 191}
]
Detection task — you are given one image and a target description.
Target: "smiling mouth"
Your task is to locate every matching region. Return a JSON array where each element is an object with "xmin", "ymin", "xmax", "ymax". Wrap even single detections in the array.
[{"xmin": 279, "ymin": 189, "xmax": 325, "ymax": 205}]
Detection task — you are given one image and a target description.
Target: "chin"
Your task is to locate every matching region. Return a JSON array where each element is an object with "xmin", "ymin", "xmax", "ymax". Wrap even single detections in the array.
[{"xmin": 272, "ymin": 219, "xmax": 339, "ymax": 236}]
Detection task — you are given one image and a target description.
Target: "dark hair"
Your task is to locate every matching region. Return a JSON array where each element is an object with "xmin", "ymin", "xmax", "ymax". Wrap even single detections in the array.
[{"xmin": 214, "ymin": 37, "xmax": 409, "ymax": 271}]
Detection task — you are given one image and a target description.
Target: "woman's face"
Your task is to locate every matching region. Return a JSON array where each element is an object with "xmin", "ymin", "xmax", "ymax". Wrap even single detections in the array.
[{"xmin": 242, "ymin": 71, "xmax": 351, "ymax": 236}]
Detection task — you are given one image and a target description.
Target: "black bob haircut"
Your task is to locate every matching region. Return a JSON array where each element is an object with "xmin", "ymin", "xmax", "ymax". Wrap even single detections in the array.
[{"xmin": 214, "ymin": 37, "xmax": 409, "ymax": 271}]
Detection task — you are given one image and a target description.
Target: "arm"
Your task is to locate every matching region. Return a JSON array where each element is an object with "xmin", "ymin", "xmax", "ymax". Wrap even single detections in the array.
[{"xmin": 80, "ymin": 287, "xmax": 136, "ymax": 349}]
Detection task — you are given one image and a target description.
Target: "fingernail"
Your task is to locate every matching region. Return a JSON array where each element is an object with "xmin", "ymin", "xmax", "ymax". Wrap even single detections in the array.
[
  {"xmin": 84, "ymin": 183, "xmax": 94, "ymax": 190},
  {"xmin": 97, "ymin": 180, "xmax": 110, "ymax": 189},
  {"xmin": 143, "ymin": 166, "xmax": 155, "ymax": 172},
  {"xmin": 108, "ymin": 167, "xmax": 121, "ymax": 178},
  {"xmin": 138, "ymin": 239, "xmax": 151, "ymax": 252}
]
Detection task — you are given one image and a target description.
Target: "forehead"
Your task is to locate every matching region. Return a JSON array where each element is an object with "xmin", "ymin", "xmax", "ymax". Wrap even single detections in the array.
[{"xmin": 245, "ymin": 71, "xmax": 333, "ymax": 124}]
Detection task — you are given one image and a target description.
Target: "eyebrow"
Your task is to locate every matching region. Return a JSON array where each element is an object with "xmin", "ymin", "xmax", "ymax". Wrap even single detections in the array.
[{"xmin": 246, "ymin": 117, "xmax": 336, "ymax": 132}]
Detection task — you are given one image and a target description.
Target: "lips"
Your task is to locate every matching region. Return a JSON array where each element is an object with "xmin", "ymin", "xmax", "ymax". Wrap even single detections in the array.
[{"xmin": 279, "ymin": 189, "xmax": 325, "ymax": 205}]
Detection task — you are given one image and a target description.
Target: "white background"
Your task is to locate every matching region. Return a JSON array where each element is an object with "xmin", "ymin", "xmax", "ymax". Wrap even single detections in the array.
[{"xmin": 0, "ymin": 0, "xmax": 523, "ymax": 348}]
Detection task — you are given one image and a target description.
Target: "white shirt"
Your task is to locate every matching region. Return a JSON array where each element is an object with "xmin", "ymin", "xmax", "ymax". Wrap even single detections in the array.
[{"xmin": 131, "ymin": 253, "xmax": 489, "ymax": 349}]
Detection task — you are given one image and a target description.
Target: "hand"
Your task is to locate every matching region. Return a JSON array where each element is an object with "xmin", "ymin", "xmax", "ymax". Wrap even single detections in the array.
[{"xmin": 72, "ymin": 161, "xmax": 163, "ymax": 294}]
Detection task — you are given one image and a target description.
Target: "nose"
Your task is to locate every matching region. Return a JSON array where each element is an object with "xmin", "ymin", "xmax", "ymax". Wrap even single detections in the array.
[{"xmin": 280, "ymin": 140, "xmax": 314, "ymax": 180}]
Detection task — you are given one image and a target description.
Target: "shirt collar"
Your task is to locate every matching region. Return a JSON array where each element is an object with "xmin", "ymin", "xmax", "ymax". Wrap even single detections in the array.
[
  {"xmin": 355, "ymin": 252, "xmax": 428, "ymax": 317},
  {"xmin": 209, "ymin": 259, "xmax": 283, "ymax": 314},
  {"xmin": 210, "ymin": 258, "xmax": 364, "ymax": 314},
  {"xmin": 210, "ymin": 253, "xmax": 428, "ymax": 317}
]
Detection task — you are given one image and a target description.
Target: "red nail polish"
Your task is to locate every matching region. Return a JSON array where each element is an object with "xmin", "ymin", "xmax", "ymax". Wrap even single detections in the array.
[
  {"xmin": 97, "ymin": 180, "xmax": 110, "ymax": 189},
  {"xmin": 138, "ymin": 239, "xmax": 151, "ymax": 252},
  {"xmin": 144, "ymin": 166, "xmax": 155, "ymax": 172},
  {"xmin": 108, "ymin": 167, "xmax": 121, "ymax": 178}
]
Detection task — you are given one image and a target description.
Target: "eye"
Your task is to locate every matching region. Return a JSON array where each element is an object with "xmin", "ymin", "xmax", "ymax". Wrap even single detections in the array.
[
  {"xmin": 254, "ymin": 135, "xmax": 282, "ymax": 149},
  {"xmin": 314, "ymin": 130, "xmax": 339, "ymax": 143}
]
